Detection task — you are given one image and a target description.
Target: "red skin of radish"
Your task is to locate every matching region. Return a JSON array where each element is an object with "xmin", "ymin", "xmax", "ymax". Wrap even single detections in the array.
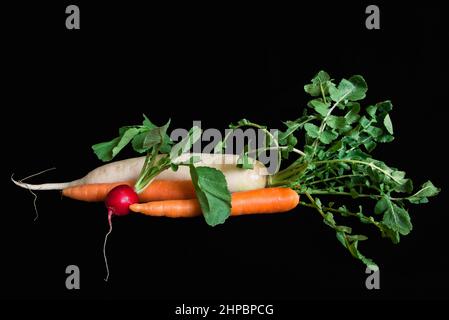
[
  {"xmin": 103, "ymin": 184, "xmax": 139, "ymax": 281},
  {"xmin": 105, "ymin": 184, "xmax": 139, "ymax": 216}
]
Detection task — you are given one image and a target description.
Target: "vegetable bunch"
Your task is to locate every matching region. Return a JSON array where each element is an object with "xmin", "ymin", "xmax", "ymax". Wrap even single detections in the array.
[{"xmin": 91, "ymin": 70, "xmax": 440, "ymax": 269}]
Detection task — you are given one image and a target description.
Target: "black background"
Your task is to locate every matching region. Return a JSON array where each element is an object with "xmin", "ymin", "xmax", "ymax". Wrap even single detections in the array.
[{"xmin": 2, "ymin": 0, "xmax": 448, "ymax": 309}]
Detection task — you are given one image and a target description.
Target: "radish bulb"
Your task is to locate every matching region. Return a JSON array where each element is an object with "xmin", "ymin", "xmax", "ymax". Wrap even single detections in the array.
[
  {"xmin": 105, "ymin": 184, "xmax": 139, "ymax": 216},
  {"xmin": 103, "ymin": 185, "xmax": 139, "ymax": 281}
]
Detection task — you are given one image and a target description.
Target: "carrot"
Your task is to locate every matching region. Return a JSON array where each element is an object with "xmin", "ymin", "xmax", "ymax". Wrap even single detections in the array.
[
  {"xmin": 62, "ymin": 180, "xmax": 196, "ymax": 202},
  {"xmin": 129, "ymin": 187, "xmax": 300, "ymax": 218}
]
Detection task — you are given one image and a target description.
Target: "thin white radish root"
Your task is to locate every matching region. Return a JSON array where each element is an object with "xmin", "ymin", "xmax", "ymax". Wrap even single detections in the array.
[
  {"xmin": 103, "ymin": 210, "xmax": 113, "ymax": 282},
  {"xmin": 11, "ymin": 167, "xmax": 56, "ymax": 220}
]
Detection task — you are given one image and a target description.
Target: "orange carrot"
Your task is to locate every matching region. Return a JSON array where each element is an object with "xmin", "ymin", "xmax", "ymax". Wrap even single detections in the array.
[
  {"xmin": 62, "ymin": 180, "xmax": 196, "ymax": 202},
  {"xmin": 129, "ymin": 187, "xmax": 300, "ymax": 218}
]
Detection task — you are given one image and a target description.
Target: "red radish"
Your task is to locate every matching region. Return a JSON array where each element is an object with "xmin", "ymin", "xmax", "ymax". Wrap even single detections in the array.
[
  {"xmin": 103, "ymin": 185, "xmax": 139, "ymax": 281},
  {"xmin": 105, "ymin": 184, "xmax": 139, "ymax": 216}
]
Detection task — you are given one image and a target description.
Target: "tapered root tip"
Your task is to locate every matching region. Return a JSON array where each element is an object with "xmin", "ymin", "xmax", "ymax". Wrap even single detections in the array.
[{"xmin": 11, "ymin": 174, "xmax": 25, "ymax": 187}]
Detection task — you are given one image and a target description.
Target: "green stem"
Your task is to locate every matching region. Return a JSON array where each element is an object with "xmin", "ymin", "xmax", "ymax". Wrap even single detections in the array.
[
  {"xmin": 306, "ymin": 190, "xmax": 378, "ymax": 198},
  {"xmin": 298, "ymin": 201, "xmax": 383, "ymax": 231},
  {"xmin": 320, "ymin": 81, "xmax": 327, "ymax": 104},
  {"xmin": 248, "ymin": 146, "xmax": 306, "ymax": 158},
  {"xmin": 284, "ymin": 147, "xmax": 306, "ymax": 157},
  {"xmin": 303, "ymin": 188, "xmax": 413, "ymax": 202},
  {"xmin": 307, "ymin": 174, "xmax": 366, "ymax": 186},
  {"xmin": 268, "ymin": 160, "xmax": 308, "ymax": 186},
  {"xmin": 304, "ymin": 191, "xmax": 326, "ymax": 219},
  {"xmin": 312, "ymin": 159, "xmax": 402, "ymax": 185},
  {"xmin": 134, "ymin": 150, "xmax": 171, "ymax": 193}
]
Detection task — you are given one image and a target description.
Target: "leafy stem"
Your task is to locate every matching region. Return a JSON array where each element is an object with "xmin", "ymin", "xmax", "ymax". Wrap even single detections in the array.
[
  {"xmin": 311, "ymin": 89, "xmax": 352, "ymax": 158},
  {"xmin": 307, "ymin": 174, "xmax": 367, "ymax": 186},
  {"xmin": 247, "ymin": 146, "xmax": 306, "ymax": 158},
  {"xmin": 298, "ymin": 201, "xmax": 383, "ymax": 229},
  {"xmin": 312, "ymin": 159, "xmax": 403, "ymax": 185},
  {"xmin": 304, "ymin": 191, "xmax": 326, "ymax": 218},
  {"xmin": 319, "ymin": 81, "xmax": 327, "ymax": 104},
  {"xmin": 306, "ymin": 190, "xmax": 378, "ymax": 198}
]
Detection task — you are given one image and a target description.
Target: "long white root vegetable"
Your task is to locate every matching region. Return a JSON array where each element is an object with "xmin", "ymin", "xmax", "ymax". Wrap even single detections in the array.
[{"xmin": 12, "ymin": 153, "xmax": 269, "ymax": 193}]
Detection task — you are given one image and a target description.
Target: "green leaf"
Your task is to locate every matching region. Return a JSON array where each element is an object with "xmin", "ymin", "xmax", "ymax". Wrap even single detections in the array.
[
  {"xmin": 93, "ymin": 116, "xmax": 173, "ymax": 161},
  {"xmin": 336, "ymin": 231, "xmax": 346, "ymax": 247},
  {"xmin": 308, "ymin": 99, "xmax": 330, "ymax": 116},
  {"xmin": 329, "ymin": 76, "xmax": 367, "ymax": 102},
  {"xmin": 112, "ymin": 128, "xmax": 140, "ymax": 158},
  {"xmin": 111, "ymin": 127, "xmax": 141, "ymax": 159},
  {"xmin": 376, "ymin": 101, "xmax": 393, "ymax": 113},
  {"xmin": 359, "ymin": 116, "xmax": 371, "ymax": 128},
  {"xmin": 92, "ymin": 136, "xmax": 121, "ymax": 162},
  {"xmin": 323, "ymin": 212, "xmax": 336, "ymax": 227},
  {"xmin": 377, "ymin": 134, "xmax": 394, "ymax": 143},
  {"xmin": 345, "ymin": 103, "xmax": 361, "ymax": 124},
  {"xmin": 379, "ymin": 224, "xmax": 400, "ymax": 244},
  {"xmin": 143, "ymin": 119, "xmax": 171, "ymax": 149},
  {"xmin": 347, "ymin": 75, "xmax": 368, "ymax": 101},
  {"xmin": 287, "ymin": 135, "xmax": 298, "ymax": 147},
  {"xmin": 92, "ymin": 125, "xmax": 145, "ymax": 162},
  {"xmin": 374, "ymin": 197, "xmax": 388, "ymax": 215},
  {"xmin": 140, "ymin": 116, "xmax": 173, "ymax": 153},
  {"xmin": 131, "ymin": 131, "xmax": 149, "ymax": 153},
  {"xmin": 336, "ymin": 231, "xmax": 378, "ymax": 271},
  {"xmin": 142, "ymin": 114, "xmax": 155, "ymax": 128},
  {"xmin": 383, "ymin": 114, "xmax": 394, "ymax": 135},
  {"xmin": 313, "ymin": 70, "xmax": 331, "ymax": 83},
  {"xmin": 189, "ymin": 166, "xmax": 232, "ymax": 226},
  {"xmin": 328, "ymin": 140, "xmax": 343, "ymax": 153},
  {"xmin": 327, "ymin": 116, "xmax": 347, "ymax": 129},
  {"xmin": 279, "ymin": 117, "xmax": 308, "ymax": 142},
  {"xmin": 304, "ymin": 70, "xmax": 331, "ymax": 97},
  {"xmin": 329, "ymin": 79, "xmax": 354, "ymax": 102},
  {"xmin": 304, "ymin": 84, "xmax": 322, "ymax": 97},
  {"xmin": 379, "ymin": 197, "xmax": 413, "ymax": 235},
  {"xmin": 319, "ymin": 130, "xmax": 338, "ymax": 144},
  {"xmin": 366, "ymin": 126, "xmax": 383, "ymax": 138},
  {"xmin": 304, "ymin": 123, "xmax": 319, "ymax": 138},
  {"xmin": 350, "ymin": 243, "xmax": 378, "ymax": 271},
  {"xmin": 366, "ymin": 105, "xmax": 377, "ymax": 118},
  {"xmin": 336, "ymin": 225, "xmax": 352, "ymax": 233},
  {"xmin": 394, "ymin": 178, "xmax": 413, "ymax": 194},
  {"xmin": 346, "ymin": 234, "xmax": 368, "ymax": 241},
  {"xmin": 407, "ymin": 181, "xmax": 440, "ymax": 204},
  {"xmin": 364, "ymin": 140, "xmax": 377, "ymax": 152}
]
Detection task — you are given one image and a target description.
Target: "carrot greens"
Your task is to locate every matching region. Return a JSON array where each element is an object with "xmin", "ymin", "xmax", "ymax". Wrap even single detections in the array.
[{"xmin": 231, "ymin": 70, "xmax": 439, "ymax": 269}]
